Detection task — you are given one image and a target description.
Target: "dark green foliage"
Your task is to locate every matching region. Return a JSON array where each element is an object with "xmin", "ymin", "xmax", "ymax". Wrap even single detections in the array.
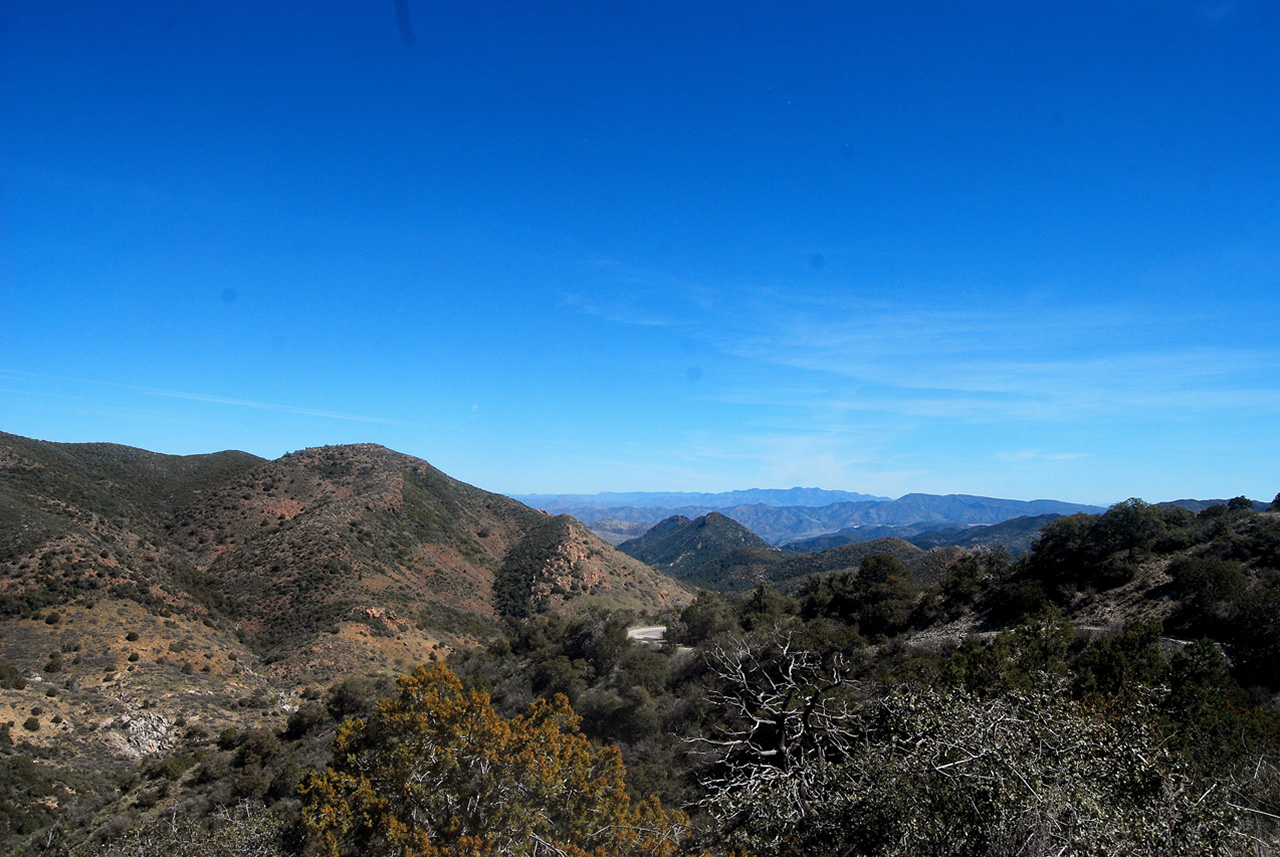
[
  {"xmin": 6, "ymin": 428, "xmax": 1280, "ymax": 853},
  {"xmin": 232, "ymin": 729, "xmax": 282, "ymax": 770},
  {"xmin": 1225, "ymin": 575, "xmax": 1280, "ymax": 688},
  {"xmin": 0, "ymin": 658, "xmax": 25, "ymax": 690},
  {"xmin": 618, "ymin": 512, "xmax": 782, "ymax": 591},
  {"xmin": 944, "ymin": 611, "xmax": 1073, "ymax": 697},
  {"xmin": 0, "ymin": 755, "xmax": 61, "ymax": 839},
  {"xmin": 1072, "ymin": 620, "xmax": 1167, "ymax": 701},
  {"xmin": 493, "ymin": 516, "xmax": 571, "ymax": 618},
  {"xmin": 738, "ymin": 584, "xmax": 798, "ymax": 630},
  {"xmin": 192, "ymin": 750, "xmax": 232, "ymax": 786},
  {"xmin": 283, "ymin": 702, "xmax": 330, "ymax": 741},
  {"xmin": 1167, "ymin": 555, "xmax": 1247, "ymax": 634},
  {"xmin": 26, "ymin": 583, "xmax": 1280, "ymax": 857},
  {"xmin": 1021, "ymin": 500, "xmax": 1171, "ymax": 594},
  {"xmin": 146, "ymin": 752, "xmax": 200, "ymax": 781},
  {"xmin": 615, "ymin": 646, "xmax": 670, "ymax": 697},
  {"xmin": 414, "ymin": 600, "xmax": 498, "ymax": 638},
  {"xmin": 511, "ymin": 612, "xmax": 571, "ymax": 656},
  {"xmin": 791, "ymin": 616, "xmax": 865, "ymax": 656},
  {"xmin": 531, "ymin": 655, "xmax": 588, "ymax": 704},
  {"xmin": 1022, "ymin": 511, "xmax": 1094, "ymax": 582},
  {"xmin": 1169, "ymin": 555, "xmax": 1248, "ymax": 604},
  {"xmin": 940, "ymin": 555, "xmax": 983, "ymax": 606},
  {"xmin": 699, "ymin": 625, "xmax": 1241, "ymax": 857},
  {"xmin": 563, "ymin": 608, "xmax": 631, "ymax": 676},
  {"xmin": 1231, "ymin": 513, "xmax": 1280, "ymax": 569},
  {"xmin": 906, "ymin": 514, "xmax": 1060, "ymax": 555},
  {"xmin": 768, "ymin": 538, "xmax": 925, "ymax": 592},
  {"xmin": 1162, "ymin": 639, "xmax": 1277, "ymax": 777},
  {"xmin": 983, "ymin": 498, "xmax": 1276, "ymax": 630},
  {"xmin": 799, "ymin": 554, "xmax": 917, "ymax": 638},
  {"xmin": 666, "ymin": 544, "xmax": 784, "ymax": 592},
  {"xmin": 267, "ymin": 759, "xmax": 302, "ymax": 801},
  {"xmin": 324, "ymin": 675, "xmax": 394, "ymax": 721},
  {"xmin": 675, "ymin": 590, "xmax": 736, "ymax": 645}
]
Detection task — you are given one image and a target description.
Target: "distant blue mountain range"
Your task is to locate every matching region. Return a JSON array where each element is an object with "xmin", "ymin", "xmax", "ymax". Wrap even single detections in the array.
[
  {"xmin": 509, "ymin": 489, "xmax": 1106, "ymax": 546},
  {"xmin": 512, "ymin": 487, "xmax": 889, "ymax": 510}
]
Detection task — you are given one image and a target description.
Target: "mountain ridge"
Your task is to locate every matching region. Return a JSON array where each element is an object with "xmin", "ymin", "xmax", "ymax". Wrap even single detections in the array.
[
  {"xmin": 512, "ymin": 487, "xmax": 890, "ymax": 510},
  {"xmin": 784, "ymin": 514, "xmax": 1066, "ymax": 555},
  {"xmin": 564, "ymin": 494, "xmax": 1105, "ymax": 545},
  {"xmin": 0, "ymin": 433, "xmax": 689, "ymax": 683},
  {"xmin": 614, "ymin": 512, "xmax": 954, "ymax": 593}
]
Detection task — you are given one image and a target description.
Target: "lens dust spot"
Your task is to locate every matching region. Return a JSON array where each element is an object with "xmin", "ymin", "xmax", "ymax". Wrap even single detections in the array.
[{"xmin": 221, "ymin": 288, "xmax": 238, "ymax": 304}]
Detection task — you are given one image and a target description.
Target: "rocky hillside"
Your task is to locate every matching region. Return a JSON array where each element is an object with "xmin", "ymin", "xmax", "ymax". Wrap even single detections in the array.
[
  {"xmin": 0, "ymin": 433, "xmax": 687, "ymax": 677},
  {"xmin": 0, "ymin": 434, "xmax": 688, "ymax": 803},
  {"xmin": 0, "ymin": 433, "xmax": 692, "ymax": 849}
]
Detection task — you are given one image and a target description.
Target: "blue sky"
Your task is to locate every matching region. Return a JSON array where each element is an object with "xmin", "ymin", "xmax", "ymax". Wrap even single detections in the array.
[{"xmin": 2, "ymin": 1, "xmax": 1277, "ymax": 505}]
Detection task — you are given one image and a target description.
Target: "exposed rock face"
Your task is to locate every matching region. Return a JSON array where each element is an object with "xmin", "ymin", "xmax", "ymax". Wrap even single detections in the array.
[
  {"xmin": 496, "ymin": 515, "xmax": 687, "ymax": 617},
  {"xmin": 98, "ymin": 710, "xmax": 175, "ymax": 759}
]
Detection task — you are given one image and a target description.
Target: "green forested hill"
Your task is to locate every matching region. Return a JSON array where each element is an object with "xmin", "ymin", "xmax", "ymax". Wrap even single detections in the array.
[
  {"xmin": 618, "ymin": 512, "xmax": 939, "ymax": 593},
  {"xmin": 617, "ymin": 512, "xmax": 785, "ymax": 590}
]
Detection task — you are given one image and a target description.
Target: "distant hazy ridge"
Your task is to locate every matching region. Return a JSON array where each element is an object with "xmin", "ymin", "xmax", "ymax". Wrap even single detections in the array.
[{"xmin": 518, "ymin": 489, "xmax": 1105, "ymax": 545}]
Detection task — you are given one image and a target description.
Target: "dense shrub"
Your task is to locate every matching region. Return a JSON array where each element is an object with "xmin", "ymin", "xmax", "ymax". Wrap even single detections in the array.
[
  {"xmin": 0, "ymin": 659, "xmax": 25, "ymax": 690},
  {"xmin": 299, "ymin": 663, "xmax": 690, "ymax": 857},
  {"xmin": 699, "ymin": 628, "xmax": 1246, "ymax": 857}
]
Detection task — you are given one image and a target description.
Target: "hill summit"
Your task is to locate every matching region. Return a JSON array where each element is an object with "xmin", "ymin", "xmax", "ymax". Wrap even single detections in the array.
[
  {"xmin": 618, "ymin": 512, "xmax": 782, "ymax": 585},
  {"xmin": 0, "ymin": 432, "xmax": 687, "ymax": 685}
]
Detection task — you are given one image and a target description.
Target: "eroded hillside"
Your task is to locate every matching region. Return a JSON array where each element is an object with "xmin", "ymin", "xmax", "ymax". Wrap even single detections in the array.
[{"xmin": 0, "ymin": 433, "xmax": 692, "ymax": 846}]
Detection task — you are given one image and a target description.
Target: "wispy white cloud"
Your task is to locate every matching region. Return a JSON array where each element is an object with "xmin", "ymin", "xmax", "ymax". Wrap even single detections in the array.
[
  {"xmin": 1, "ymin": 370, "xmax": 413, "ymax": 426},
  {"xmin": 562, "ymin": 257, "xmax": 719, "ymax": 331},
  {"xmin": 567, "ymin": 257, "xmax": 1280, "ymax": 424},
  {"xmin": 996, "ymin": 450, "xmax": 1091, "ymax": 463}
]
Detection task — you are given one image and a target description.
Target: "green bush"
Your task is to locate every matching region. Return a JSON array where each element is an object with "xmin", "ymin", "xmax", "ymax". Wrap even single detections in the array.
[
  {"xmin": 283, "ymin": 702, "xmax": 329, "ymax": 740},
  {"xmin": 0, "ymin": 658, "xmax": 25, "ymax": 690}
]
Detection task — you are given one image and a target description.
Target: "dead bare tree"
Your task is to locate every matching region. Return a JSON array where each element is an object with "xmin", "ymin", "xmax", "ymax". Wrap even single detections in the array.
[{"xmin": 695, "ymin": 627, "xmax": 1263, "ymax": 857}]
